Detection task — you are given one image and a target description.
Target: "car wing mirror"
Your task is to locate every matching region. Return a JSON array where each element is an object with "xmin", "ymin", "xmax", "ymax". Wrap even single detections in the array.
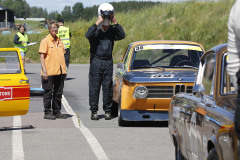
[
  {"xmin": 117, "ymin": 63, "xmax": 124, "ymax": 70},
  {"xmin": 192, "ymin": 84, "xmax": 205, "ymax": 98},
  {"xmin": 116, "ymin": 63, "xmax": 125, "ymax": 77},
  {"xmin": 202, "ymin": 96, "xmax": 216, "ymax": 108}
]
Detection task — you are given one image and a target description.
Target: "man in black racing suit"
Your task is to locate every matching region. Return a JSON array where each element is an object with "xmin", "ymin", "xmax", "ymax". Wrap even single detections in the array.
[{"xmin": 86, "ymin": 3, "xmax": 125, "ymax": 120}]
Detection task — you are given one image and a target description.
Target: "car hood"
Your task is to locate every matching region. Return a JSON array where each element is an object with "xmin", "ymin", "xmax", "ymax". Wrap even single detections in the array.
[{"xmin": 124, "ymin": 69, "xmax": 197, "ymax": 83}]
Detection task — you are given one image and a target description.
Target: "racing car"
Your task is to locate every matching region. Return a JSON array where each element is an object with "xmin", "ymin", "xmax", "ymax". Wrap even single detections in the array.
[{"xmin": 112, "ymin": 40, "xmax": 204, "ymax": 126}]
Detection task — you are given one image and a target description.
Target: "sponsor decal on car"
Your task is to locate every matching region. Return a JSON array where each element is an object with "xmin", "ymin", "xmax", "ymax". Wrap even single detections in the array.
[
  {"xmin": 150, "ymin": 73, "xmax": 175, "ymax": 78},
  {"xmin": 0, "ymin": 87, "xmax": 12, "ymax": 101}
]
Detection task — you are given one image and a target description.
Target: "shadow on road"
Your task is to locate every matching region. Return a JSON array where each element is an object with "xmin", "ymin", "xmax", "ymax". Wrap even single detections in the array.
[
  {"xmin": 65, "ymin": 77, "xmax": 76, "ymax": 81},
  {"xmin": 0, "ymin": 125, "xmax": 35, "ymax": 131},
  {"xmin": 25, "ymin": 72, "xmax": 36, "ymax": 75},
  {"xmin": 65, "ymin": 114, "xmax": 73, "ymax": 118},
  {"xmin": 110, "ymin": 116, "xmax": 168, "ymax": 127},
  {"xmin": 121, "ymin": 121, "xmax": 168, "ymax": 128}
]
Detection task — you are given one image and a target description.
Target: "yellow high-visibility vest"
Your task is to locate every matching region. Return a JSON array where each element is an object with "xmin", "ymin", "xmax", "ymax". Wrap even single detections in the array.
[
  {"xmin": 57, "ymin": 26, "xmax": 70, "ymax": 48},
  {"xmin": 15, "ymin": 32, "xmax": 28, "ymax": 52}
]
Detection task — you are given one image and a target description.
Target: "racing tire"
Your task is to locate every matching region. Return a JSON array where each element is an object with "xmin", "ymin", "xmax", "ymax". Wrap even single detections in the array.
[
  {"xmin": 30, "ymin": 88, "xmax": 45, "ymax": 96},
  {"xmin": 207, "ymin": 148, "xmax": 219, "ymax": 160},
  {"xmin": 111, "ymin": 101, "xmax": 118, "ymax": 117},
  {"xmin": 175, "ymin": 141, "xmax": 185, "ymax": 160},
  {"xmin": 118, "ymin": 98, "xmax": 126, "ymax": 126},
  {"xmin": 118, "ymin": 110, "xmax": 126, "ymax": 126}
]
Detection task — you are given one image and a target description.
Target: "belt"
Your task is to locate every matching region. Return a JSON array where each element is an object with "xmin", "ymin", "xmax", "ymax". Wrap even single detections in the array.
[{"xmin": 92, "ymin": 55, "xmax": 112, "ymax": 60}]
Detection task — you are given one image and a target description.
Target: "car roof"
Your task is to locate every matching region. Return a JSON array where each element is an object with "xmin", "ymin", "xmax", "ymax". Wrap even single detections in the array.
[
  {"xmin": 129, "ymin": 40, "xmax": 204, "ymax": 50},
  {"xmin": 0, "ymin": 48, "xmax": 20, "ymax": 52},
  {"xmin": 201, "ymin": 43, "xmax": 227, "ymax": 58}
]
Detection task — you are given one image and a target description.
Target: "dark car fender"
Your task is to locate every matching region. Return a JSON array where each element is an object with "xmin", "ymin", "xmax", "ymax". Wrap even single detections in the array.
[
  {"xmin": 207, "ymin": 135, "xmax": 223, "ymax": 160},
  {"xmin": 171, "ymin": 131, "xmax": 179, "ymax": 147}
]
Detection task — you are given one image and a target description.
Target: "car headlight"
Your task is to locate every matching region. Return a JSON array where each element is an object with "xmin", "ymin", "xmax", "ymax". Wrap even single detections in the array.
[{"xmin": 133, "ymin": 86, "xmax": 148, "ymax": 99}]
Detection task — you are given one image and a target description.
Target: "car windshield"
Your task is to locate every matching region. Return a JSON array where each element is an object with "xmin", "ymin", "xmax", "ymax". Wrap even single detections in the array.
[
  {"xmin": 130, "ymin": 44, "xmax": 203, "ymax": 70},
  {"xmin": 0, "ymin": 51, "xmax": 21, "ymax": 74}
]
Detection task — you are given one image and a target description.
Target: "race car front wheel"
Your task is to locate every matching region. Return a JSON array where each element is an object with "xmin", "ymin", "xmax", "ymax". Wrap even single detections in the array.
[
  {"xmin": 175, "ymin": 141, "xmax": 184, "ymax": 160},
  {"xmin": 118, "ymin": 97, "xmax": 126, "ymax": 126},
  {"xmin": 111, "ymin": 101, "xmax": 118, "ymax": 117},
  {"xmin": 207, "ymin": 148, "xmax": 219, "ymax": 160}
]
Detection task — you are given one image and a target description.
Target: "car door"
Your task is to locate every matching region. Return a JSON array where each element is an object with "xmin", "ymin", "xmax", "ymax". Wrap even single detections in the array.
[
  {"xmin": 175, "ymin": 94, "xmax": 191, "ymax": 158},
  {"xmin": 215, "ymin": 52, "xmax": 236, "ymax": 160},
  {"xmin": 185, "ymin": 52, "xmax": 216, "ymax": 160},
  {"xmin": 184, "ymin": 96, "xmax": 206, "ymax": 160},
  {"xmin": 0, "ymin": 48, "xmax": 30, "ymax": 117}
]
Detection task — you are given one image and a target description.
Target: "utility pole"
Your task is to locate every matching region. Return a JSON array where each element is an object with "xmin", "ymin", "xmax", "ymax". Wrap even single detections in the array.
[{"xmin": 5, "ymin": 10, "xmax": 8, "ymax": 29}]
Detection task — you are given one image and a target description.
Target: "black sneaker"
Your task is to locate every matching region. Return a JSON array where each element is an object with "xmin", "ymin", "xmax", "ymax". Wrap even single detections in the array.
[
  {"xmin": 44, "ymin": 113, "xmax": 56, "ymax": 120},
  {"xmin": 54, "ymin": 112, "xmax": 67, "ymax": 119},
  {"xmin": 105, "ymin": 112, "xmax": 111, "ymax": 120},
  {"xmin": 91, "ymin": 112, "xmax": 99, "ymax": 120}
]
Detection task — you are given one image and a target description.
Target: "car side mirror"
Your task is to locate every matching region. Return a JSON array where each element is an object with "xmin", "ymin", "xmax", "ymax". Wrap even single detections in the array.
[
  {"xmin": 116, "ymin": 63, "xmax": 125, "ymax": 77},
  {"xmin": 192, "ymin": 84, "xmax": 205, "ymax": 98},
  {"xmin": 117, "ymin": 63, "xmax": 124, "ymax": 70}
]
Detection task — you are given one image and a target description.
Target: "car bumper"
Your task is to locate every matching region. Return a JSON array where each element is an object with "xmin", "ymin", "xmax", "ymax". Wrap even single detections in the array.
[{"xmin": 120, "ymin": 109, "xmax": 168, "ymax": 121}]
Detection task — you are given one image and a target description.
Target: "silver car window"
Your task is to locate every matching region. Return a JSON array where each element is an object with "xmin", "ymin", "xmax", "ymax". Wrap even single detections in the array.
[
  {"xmin": 0, "ymin": 51, "xmax": 21, "ymax": 74},
  {"xmin": 202, "ymin": 53, "xmax": 216, "ymax": 96}
]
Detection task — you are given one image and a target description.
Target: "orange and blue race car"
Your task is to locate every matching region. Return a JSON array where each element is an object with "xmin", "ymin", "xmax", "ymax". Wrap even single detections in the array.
[
  {"xmin": 0, "ymin": 48, "xmax": 30, "ymax": 117},
  {"xmin": 112, "ymin": 40, "xmax": 204, "ymax": 126}
]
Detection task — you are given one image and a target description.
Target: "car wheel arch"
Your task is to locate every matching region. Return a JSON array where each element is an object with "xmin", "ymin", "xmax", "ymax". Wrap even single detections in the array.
[
  {"xmin": 207, "ymin": 141, "xmax": 215, "ymax": 154},
  {"xmin": 173, "ymin": 132, "xmax": 185, "ymax": 160},
  {"xmin": 172, "ymin": 133, "xmax": 178, "ymax": 147},
  {"xmin": 207, "ymin": 136, "xmax": 222, "ymax": 160},
  {"xmin": 171, "ymin": 131, "xmax": 180, "ymax": 148}
]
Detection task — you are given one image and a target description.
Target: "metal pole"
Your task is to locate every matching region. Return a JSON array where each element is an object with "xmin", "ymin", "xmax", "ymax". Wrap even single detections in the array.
[{"xmin": 5, "ymin": 10, "xmax": 8, "ymax": 29}]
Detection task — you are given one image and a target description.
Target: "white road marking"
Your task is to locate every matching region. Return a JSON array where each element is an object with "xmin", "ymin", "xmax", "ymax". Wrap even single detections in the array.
[
  {"xmin": 62, "ymin": 95, "xmax": 109, "ymax": 160},
  {"xmin": 12, "ymin": 116, "xmax": 24, "ymax": 160}
]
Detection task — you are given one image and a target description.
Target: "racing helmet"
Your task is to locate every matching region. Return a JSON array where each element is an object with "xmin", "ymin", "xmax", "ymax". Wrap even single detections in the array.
[{"xmin": 98, "ymin": 3, "xmax": 114, "ymax": 17}]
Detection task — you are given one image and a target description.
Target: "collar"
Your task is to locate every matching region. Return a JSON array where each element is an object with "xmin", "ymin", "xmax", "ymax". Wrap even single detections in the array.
[
  {"xmin": 18, "ymin": 32, "xmax": 25, "ymax": 35},
  {"xmin": 47, "ymin": 34, "xmax": 60, "ymax": 42}
]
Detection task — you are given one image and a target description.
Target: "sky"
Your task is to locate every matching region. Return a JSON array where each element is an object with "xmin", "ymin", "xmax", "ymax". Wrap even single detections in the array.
[{"xmin": 25, "ymin": 0, "xmax": 179, "ymax": 13}]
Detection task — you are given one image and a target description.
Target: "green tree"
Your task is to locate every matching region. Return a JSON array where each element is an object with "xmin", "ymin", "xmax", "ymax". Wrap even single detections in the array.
[
  {"xmin": 56, "ymin": 14, "xmax": 63, "ymax": 21},
  {"xmin": 48, "ymin": 11, "xmax": 59, "ymax": 20},
  {"xmin": 72, "ymin": 2, "xmax": 83, "ymax": 20},
  {"xmin": 12, "ymin": 0, "xmax": 25, "ymax": 18},
  {"xmin": 0, "ymin": 0, "xmax": 30, "ymax": 18},
  {"xmin": 61, "ymin": 5, "xmax": 72, "ymax": 22}
]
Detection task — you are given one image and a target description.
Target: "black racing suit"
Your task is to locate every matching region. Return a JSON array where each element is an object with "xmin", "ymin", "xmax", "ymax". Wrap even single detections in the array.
[
  {"xmin": 86, "ymin": 24, "xmax": 125, "ymax": 112},
  {"xmin": 236, "ymin": 70, "xmax": 240, "ymax": 140}
]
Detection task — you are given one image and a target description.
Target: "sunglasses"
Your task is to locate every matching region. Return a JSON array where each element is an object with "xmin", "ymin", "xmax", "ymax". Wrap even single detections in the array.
[{"xmin": 51, "ymin": 27, "xmax": 58, "ymax": 30}]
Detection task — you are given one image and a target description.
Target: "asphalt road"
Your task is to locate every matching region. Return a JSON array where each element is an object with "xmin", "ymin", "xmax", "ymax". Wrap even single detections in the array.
[{"xmin": 0, "ymin": 64, "xmax": 175, "ymax": 160}]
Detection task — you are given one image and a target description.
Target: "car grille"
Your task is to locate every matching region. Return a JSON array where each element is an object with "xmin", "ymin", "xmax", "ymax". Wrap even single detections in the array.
[
  {"xmin": 146, "ymin": 85, "xmax": 193, "ymax": 98},
  {"xmin": 146, "ymin": 86, "xmax": 174, "ymax": 98},
  {"xmin": 175, "ymin": 85, "xmax": 185, "ymax": 94},
  {"xmin": 175, "ymin": 85, "xmax": 193, "ymax": 94},
  {"xmin": 186, "ymin": 86, "xmax": 193, "ymax": 93}
]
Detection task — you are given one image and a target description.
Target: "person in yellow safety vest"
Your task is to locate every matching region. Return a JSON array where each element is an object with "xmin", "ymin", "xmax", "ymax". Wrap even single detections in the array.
[
  {"xmin": 14, "ymin": 24, "xmax": 30, "ymax": 69},
  {"xmin": 57, "ymin": 18, "xmax": 71, "ymax": 70}
]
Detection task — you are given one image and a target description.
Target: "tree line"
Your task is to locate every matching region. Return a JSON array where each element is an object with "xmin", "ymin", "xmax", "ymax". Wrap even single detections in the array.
[
  {"xmin": 0, "ymin": 0, "xmax": 162, "ymax": 21},
  {"xmin": 0, "ymin": 0, "xmax": 56, "ymax": 19}
]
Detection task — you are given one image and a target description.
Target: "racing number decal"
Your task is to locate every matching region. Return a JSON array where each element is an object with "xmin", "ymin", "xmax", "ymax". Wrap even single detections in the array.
[
  {"xmin": 135, "ymin": 46, "xmax": 143, "ymax": 51},
  {"xmin": 0, "ymin": 87, "xmax": 12, "ymax": 101}
]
